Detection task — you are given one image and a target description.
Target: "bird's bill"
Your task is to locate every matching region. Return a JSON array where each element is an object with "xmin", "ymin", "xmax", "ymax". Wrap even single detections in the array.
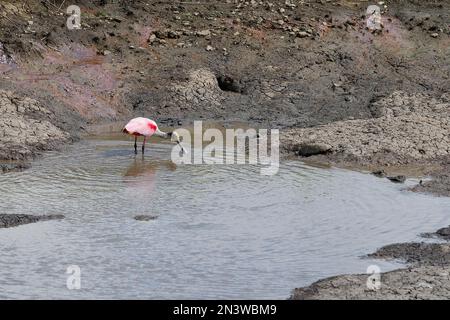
[{"xmin": 177, "ymin": 141, "xmax": 186, "ymax": 155}]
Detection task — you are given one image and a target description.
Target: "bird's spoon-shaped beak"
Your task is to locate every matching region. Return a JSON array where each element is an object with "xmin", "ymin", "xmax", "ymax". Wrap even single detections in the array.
[{"xmin": 171, "ymin": 132, "xmax": 186, "ymax": 155}]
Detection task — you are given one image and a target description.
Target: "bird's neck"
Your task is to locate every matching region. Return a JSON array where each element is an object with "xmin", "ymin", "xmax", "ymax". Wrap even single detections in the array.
[{"xmin": 155, "ymin": 129, "xmax": 170, "ymax": 139}]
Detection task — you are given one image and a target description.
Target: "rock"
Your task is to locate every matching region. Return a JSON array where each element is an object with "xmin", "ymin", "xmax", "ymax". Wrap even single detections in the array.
[
  {"xmin": 196, "ymin": 29, "xmax": 211, "ymax": 37},
  {"xmin": 431, "ymin": 33, "xmax": 439, "ymax": 38},
  {"xmin": 148, "ymin": 34, "xmax": 157, "ymax": 43},
  {"xmin": 422, "ymin": 226, "xmax": 450, "ymax": 240},
  {"xmin": 295, "ymin": 143, "xmax": 332, "ymax": 157},
  {"xmin": 372, "ymin": 169, "xmax": 386, "ymax": 178},
  {"xmin": 297, "ymin": 31, "xmax": 308, "ymax": 38},
  {"xmin": 387, "ymin": 175, "xmax": 406, "ymax": 183},
  {"xmin": 134, "ymin": 215, "xmax": 158, "ymax": 221},
  {"xmin": 216, "ymin": 75, "xmax": 243, "ymax": 93},
  {"xmin": 0, "ymin": 214, "xmax": 64, "ymax": 228},
  {"xmin": 206, "ymin": 45, "xmax": 214, "ymax": 51},
  {"xmin": 167, "ymin": 30, "xmax": 181, "ymax": 39},
  {"xmin": 436, "ymin": 226, "xmax": 450, "ymax": 238}
]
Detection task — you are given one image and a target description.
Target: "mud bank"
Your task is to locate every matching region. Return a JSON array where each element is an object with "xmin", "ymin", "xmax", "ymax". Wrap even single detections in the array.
[
  {"xmin": 0, "ymin": 214, "xmax": 64, "ymax": 228},
  {"xmin": 0, "ymin": 0, "xmax": 449, "ymax": 127},
  {"xmin": 0, "ymin": 90, "xmax": 72, "ymax": 170},
  {"xmin": 282, "ymin": 91, "xmax": 450, "ymax": 196},
  {"xmin": 0, "ymin": 1, "xmax": 449, "ymax": 160},
  {"xmin": 291, "ymin": 265, "xmax": 450, "ymax": 300},
  {"xmin": 291, "ymin": 229, "xmax": 450, "ymax": 300},
  {"xmin": 1, "ymin": 0, "xmax": 448, "ymax": 176}
]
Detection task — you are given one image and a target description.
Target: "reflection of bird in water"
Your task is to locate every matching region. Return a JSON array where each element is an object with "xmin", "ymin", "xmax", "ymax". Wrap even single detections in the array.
[
  {"xmin": 122, "ymin": 117, "xmax": 185, "ymax": 155},
  {"xmin": 123, "ymin": 159, "xmax": 177, "ymax": 195},
  {"xmin": 124, "ymin": 159, "xmax": 176, "ymax": 178}
]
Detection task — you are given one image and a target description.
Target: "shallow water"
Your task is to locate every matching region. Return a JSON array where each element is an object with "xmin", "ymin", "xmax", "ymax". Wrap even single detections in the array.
[{"xmin": 0, "ymin": 136, "xmax": 449, "ymax": 299}]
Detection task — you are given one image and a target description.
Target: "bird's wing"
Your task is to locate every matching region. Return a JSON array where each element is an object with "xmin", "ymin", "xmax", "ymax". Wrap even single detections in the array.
[{"xmin": 124, "ymin": 118, "xmax": 158, "ymax": 136}]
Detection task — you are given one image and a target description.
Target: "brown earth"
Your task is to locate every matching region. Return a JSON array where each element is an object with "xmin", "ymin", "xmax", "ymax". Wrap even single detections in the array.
[
  {"xmin": 0, "ymin": 0, "xmax": 449, "ymax": 129},
  {"xmin": 1, "ymin": 0, "xmax": 448, "ymax": 183}
]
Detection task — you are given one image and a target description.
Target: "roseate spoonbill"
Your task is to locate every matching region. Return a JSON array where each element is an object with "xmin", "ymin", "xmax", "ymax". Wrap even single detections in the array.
[{"xmin": 122, "ymin": 117, "xmax": 184, "ymax": 155}]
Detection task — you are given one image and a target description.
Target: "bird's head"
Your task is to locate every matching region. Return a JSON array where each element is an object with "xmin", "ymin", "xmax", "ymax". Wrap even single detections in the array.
[
  {"xmin": 169, "ymin": 131, "xmax": 181, "ymax": 143},
  {"xmin": 169, "ymin": 131, "xmax": 186, "ymax": 155}
]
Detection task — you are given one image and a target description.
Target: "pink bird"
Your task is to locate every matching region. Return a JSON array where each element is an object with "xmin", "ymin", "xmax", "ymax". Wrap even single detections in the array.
[{"xmin": 122, "ymin": 117, "xmax": 184, "ymax": 154}]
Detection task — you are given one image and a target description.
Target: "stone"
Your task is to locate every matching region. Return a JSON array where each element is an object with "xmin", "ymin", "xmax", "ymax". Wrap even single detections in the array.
[
  {"xmin": 387, "ymin": 175, "xmax": 406, "ymax": 183},
  {"xmin": 436, "ymin": 226, "xmax": 450, "ymax": 238},
  {"xmin": 196, "ymin": 29, "xmax": 211, "ymax": 37},
  {"xmin": 134, "ymin": 215, "xmax": 158, "ymax": 221},
  {"xmin": 372, "ymin": 169, "xmax": 386, "ymax": 178},
  {"xmin": 295, "ymin": 143, "xmax": 332, "ymax": 157}
]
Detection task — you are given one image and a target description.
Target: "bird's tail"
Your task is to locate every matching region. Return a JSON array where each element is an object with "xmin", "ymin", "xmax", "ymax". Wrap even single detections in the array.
[{"xmin": 122, "ymin": 128, "xmax": 129, "ymax": 134}]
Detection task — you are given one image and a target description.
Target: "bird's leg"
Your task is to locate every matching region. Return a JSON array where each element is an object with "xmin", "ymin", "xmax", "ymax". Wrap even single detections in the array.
[
  {"xmin": 134, "ymin": 137, "xmax": 138, "ymax": 155},
  {"xmin": 142, "ymin": 137, "xmax": 147, "ymax": 154}
]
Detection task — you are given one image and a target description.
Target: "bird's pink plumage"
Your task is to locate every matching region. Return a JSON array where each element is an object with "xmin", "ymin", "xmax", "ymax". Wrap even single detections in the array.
[{"xmin": 123, "ymin": 117, "xmax": 158, "ymax": 136}]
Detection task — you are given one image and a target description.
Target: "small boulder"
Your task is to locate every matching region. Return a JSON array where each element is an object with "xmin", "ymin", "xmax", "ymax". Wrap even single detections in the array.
[
  {"xmin": 134, "ymin": 215, "xmax": 158, "ymax": 221},
  {"xmin": 422, "ymin": 226, "xmax": 450, "ymax": 240},
  {"xmin": 196, "ymin": 29, "xmax": 211, "ymax": 37},
  {"xmin": 436, "ymin": 226, "xmax": 450, "ymax": 238},
  {"xmin": 295, "ymin": 143, "xmax": 332, "ymax": 157},
  {"xmin": 372, "ymin": 169, "xmax": 386, "ymax": 178}
]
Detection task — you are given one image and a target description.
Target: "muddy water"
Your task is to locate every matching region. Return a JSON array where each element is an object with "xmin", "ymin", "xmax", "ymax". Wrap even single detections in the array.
[{"xmin": 0, "ymin": 135, "xmax": 450, "ymax": 299}]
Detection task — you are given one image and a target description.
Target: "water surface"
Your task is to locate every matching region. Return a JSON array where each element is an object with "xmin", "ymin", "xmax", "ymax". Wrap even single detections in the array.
[{"xmin": 0, "ymin": 136, "xmax": 449, "ymax": 299}]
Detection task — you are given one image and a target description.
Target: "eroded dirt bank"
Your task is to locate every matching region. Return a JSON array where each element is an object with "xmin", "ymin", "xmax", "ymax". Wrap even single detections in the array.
[
  {"xmin": 282, "ymin": 90, "xmax": 450, "ymax": 196},
  {"xmin": 291, "ymin": 235, "xmax": 450, "ymax": 300},
  {"xmin": 0, "ymin": 1, "xmax": 449, "ymax": 163},
  {"xmin": 0, "ymin": 90, "xmax": 72, "ymax": 169}
]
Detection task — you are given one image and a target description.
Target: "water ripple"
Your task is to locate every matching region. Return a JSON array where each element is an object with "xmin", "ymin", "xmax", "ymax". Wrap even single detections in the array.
[{"xmin": 0, "ymin": 138, "xmax": 449, "ymax": 299}]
